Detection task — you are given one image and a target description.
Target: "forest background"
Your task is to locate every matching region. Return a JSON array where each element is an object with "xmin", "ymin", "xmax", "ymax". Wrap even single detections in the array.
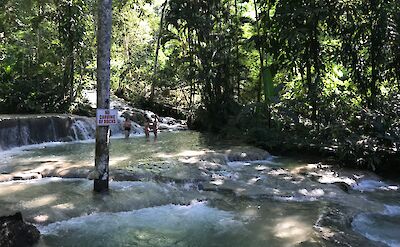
[{"xmin": 1, "ymin": 0, "xmax": 400, "ymax": 174}]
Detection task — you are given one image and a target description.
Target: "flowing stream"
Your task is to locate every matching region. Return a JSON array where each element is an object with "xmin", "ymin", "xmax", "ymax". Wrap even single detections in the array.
[{"xmin": 0, "ymin": 131, "xmax": 399, "ymax": 247}]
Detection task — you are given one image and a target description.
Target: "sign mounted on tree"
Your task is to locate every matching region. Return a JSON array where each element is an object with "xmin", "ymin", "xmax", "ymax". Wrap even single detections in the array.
[{"xmin": 96, "ymin": 109, "xmax": 118, "ymax": 126}]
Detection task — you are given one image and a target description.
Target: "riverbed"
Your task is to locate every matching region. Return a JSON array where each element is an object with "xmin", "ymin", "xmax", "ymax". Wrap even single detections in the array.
[{"xmin": 0, "ymin": 131, "xmax": 399, "ymax": 247}]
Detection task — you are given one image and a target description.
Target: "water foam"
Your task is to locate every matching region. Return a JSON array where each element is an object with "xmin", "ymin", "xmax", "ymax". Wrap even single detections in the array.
[
  {"xmin": 227, "ymin": 156, "xmax": 280, "ymax": 169},
  {"xmin": 0, "ymin": 141, "xmax": 67, "ymax": 160},
  {"xmin": 272, "ymin": 195, "xmax": 318, "ymax": 202},
  {"xmin": 298, "ymin": 188, "xmax": 325, "ymax": 197},
  {"xmin": 71, "ymin": 119, "xmax": 95, "ymax": 140},
  {"xmin": 352, "ymin": 180, "xmax": 399, "ymax": 192},
  {"xmin": 38, "ymin": 201, "xmax": 243, "ymax": 246},
  {"xmin": 384, "ymin": 205, "xmax": 400, "ymax": 216},
  {"xmin": 0, "ymin": 177, "xmax": 66, "ymax": 186},
  {"xmin": 352, "ymin": 213, "xmax": 400, "ymax": 247}
]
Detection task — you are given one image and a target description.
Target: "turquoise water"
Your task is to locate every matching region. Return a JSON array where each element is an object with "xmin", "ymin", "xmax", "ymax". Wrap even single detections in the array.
[
  {"xmin": 1, "ymin": 132, "xmax": 218, "ymax": 171},
  {"xmin": 0, "ymin": 131, "xmax": 399, "ymax": 247}
]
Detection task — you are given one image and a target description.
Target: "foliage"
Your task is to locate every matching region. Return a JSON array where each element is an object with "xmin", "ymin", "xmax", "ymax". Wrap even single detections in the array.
[
  {"xmin": 0, "ymin": 0, "xmax": 94, "ymax": 113},
  {"xmin": 1, "ymin": 0, "xmax": 400, "ymax": 171}
]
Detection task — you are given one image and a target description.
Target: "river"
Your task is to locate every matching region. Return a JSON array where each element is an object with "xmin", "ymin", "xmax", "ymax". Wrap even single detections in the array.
[{"xmin": 0, "ymin": 131, "xmax": 399, "ymax": 247}]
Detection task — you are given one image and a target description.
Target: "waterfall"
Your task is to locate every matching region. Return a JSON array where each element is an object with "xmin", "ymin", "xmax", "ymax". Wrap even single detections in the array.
[
  {"xmin": 71, "ymin": 119, "xmax": 95, "ymax": 140},
  {"xmin": 0, "ymin": 92, "xmax": 186, "ymax": 151},
  {"xmin": 0, "ymin": 115, "xmax": 96, "ymax": 151}
]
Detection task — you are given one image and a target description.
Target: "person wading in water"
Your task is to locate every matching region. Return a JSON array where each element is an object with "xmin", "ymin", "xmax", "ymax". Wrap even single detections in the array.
[
  {"xmin": 152, "ymin": 114, "xmax": 159, "ymax": 140},
  {"xmin": 144, "ymin": 115, "xmax": 151, "ymax": 140},
  {"xmin": 123, "ymin": 117, "xmax": 132, "ymax": 139}
]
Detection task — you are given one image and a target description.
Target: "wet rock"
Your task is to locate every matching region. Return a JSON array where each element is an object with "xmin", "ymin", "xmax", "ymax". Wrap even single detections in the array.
[
  {"xmin": 296, "ymin": 168, "xmax": 309, "ymax": 176},
  {"xmin": 199, "ymin": 153, "xmax": 227, "ymax": 166},
  {"xmin": 119, "ymin": 105, "xmax": 188, "ymax": 131},
  {"xmin": 317, "ymin": 208, "xmax": 352, "ymax": 228},
  {"xmin": 315, "ymin": 206, "xmax": 380, "ymax": 247},
  {"xmin": 158, "ymin": 116, "xmax": 188, "ymax": 131},
  {"xmin": 201, "ymin": 180, "xmax": 278, "ymax": 199},
  {"xmin": 0, "ymin": 174, "xmax": 13, "ymax": 182},
  {"xmin": 59, "ymin": 136, "xmax": 75, "ymax": 142},
  {"xmin": 202, "ymin": 181, "xmax": 236, "ymax": 194},
  {"xmin": 110, "ymin": 170, "xmax": 141, "ymax": 181},
  {"xmin": 0, "ymin": 212, "xmax": 40, "ymax": 247},
  {"xmin": 12, "ymin": 172, "xmax": 42, "ymax": 181},
  {"xmin": 42, "ymin": 168, "xmax": 90, "ymax": 179},
  {"xmin": 197, "ymin": 183, "xmax": 204, "ymax": 190},
  {"xmin": 154, "ymin": 173, "xmax": 208, "ymax": 184},
  {"xmin": 121, "ymin": 109, "xmax": 146, "ymax": 125},
  {"xmin": 87, "ymin": 170, "xmax": 100, "ymax": 180},
  {"xmin": 0, "ymin": 172, "xmax": 44, "ymax": 182},
  {"xmin": 225, "ymin": 146, "xmax": 270, "ymax": 162},
  {"xmin": 0, "ymin": 115, "xmax": 94, "ymax": 151},
  {"xmin": 333, "ymin": 182, "xmax": 351, "ymax": 193}
]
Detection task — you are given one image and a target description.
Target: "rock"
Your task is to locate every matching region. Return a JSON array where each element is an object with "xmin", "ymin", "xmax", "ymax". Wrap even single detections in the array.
[
  {"xmin": 0, "ymin": 174, "xmax": 13, "ymax": 182},
  {"xmin": 333, "ymin": 182, "xmax": 351, "ymax": 193},
  {"xmin": 110, "ymin": 170, "xmax": 141, "ymax": 181},
  {"xmin": 12, "ymin": 172, "xmax": 42, "ymax": 181},
  {"xmin": 225, "ymin": 146, "xmax": 270, "ymax": 162},
  {"xmin": 56, "ymin": 168, "xmax": 90, "ymax": 179},
  {"xmin": 87, "ymin": 170, "xmax": 101, "ymax": 180},
  {"xmin": 315, "ymin": 206, "xmax": 374, "ymax": 247},
  {"xmin": 0, "ymin": 115, "xmax": 94, "ymax": 151},
  {"xmin": 197, "ymin": 183, "xmax": 204, "ymax": 190},
  {"xmin": 294, "ymin": 167, "xmax": 310, "ymax": 176},
  {"xmin": 0, "ymin": 212, "xmax": 40, "ymax": 247},
  {"xmin": 199, "ymin": 152, "xmax": 227, "ymax": 166}
]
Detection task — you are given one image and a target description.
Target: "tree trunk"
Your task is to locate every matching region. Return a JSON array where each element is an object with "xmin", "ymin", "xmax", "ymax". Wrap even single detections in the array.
[
  {"xmin": 234, "ymin": 0, "xmax": 240, "ymax": 101},
  {"xmin": 305, "ymin": 44, "xmax": 313, "ymax": 122},
  {"xmin": 69, "ymin": 51, "xmax": 75, "ymax": 105},
  {"xmin": 94, "ymin": 0, "xmax": 112, "ymax": 193},
  {"xmin": 188, "ymin": 27, "xmax": 195, "ymax": 109},
  {"xmin": 369, "ymin": 0, "xmax": 378, "ymax": 108},
  {"xmin": 150, "ymin": 0, "xmax": 168, "ymax": 102},
  {"xmin": 397, "ymin": 64, "xmax": 400, "ymax": 92},
  {"xmin": 36, "ymin": 0, "xmax": 42, "ymax": 63},
  {"xmin": 61, "ymin": 3, "xmax": 75, "ymax": 107},
  {"xmin": 253, "ymin": 0, "xmax": 264, "ymax": 103},
  {"xmin": 311, "ymin": 11, "xmax": 319, "ymax": 131}
]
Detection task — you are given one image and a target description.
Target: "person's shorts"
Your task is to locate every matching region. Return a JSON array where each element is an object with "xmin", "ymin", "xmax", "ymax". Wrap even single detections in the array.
[{"xmin": 124, "ymin": 128, "xmax": 131, "ymax": 131}]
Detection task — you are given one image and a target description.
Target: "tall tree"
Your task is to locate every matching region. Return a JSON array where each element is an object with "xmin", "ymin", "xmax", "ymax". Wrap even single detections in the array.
[
  {"xmin": 253, "ymin": 0, "xmax": 264, "ymax": 103},
  {"xmin": 150, "ymin": 0, "xmax": 168, "ymax": 102},
  {"xmin": 94, "ymin": 0, "xmax": 112, "ymax": 192}
]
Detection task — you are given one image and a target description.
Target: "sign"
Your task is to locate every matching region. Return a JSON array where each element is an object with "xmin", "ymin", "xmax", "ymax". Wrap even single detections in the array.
[{"xmin": 96, "ymin": 109, "xmax": 118, "ymax": 126}]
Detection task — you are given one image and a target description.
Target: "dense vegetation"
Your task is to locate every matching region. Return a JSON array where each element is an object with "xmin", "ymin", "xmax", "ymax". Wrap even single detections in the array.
[{"xmin": 1, "ymin": 0, "xmax": 399, "ymax": 172}]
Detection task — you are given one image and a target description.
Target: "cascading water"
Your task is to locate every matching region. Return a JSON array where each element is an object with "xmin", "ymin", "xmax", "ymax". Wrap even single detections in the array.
[
  {"xmin": 70, "ymin": 118, "xmax": 95, "ymax": 140},
  {"xmin": 1, "ymin": 91, "xmax": 399, "ymax": 247},
  {"xmin": 0, "ymin": 91, "xmax": 186, "ymax": 152},
  {"xmin": 0, "ymin": 131, "xmax": 399, "ymax": 247},
  {"xmin": 0, "ymin": 115, "xmax": 97, "ymax": 151}
]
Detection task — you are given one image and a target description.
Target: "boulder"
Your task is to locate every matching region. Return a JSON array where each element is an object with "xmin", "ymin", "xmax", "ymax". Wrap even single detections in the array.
[
  {"xmin": 0, "ymin": 174, "xmax": 13, "ymax": 182},
  {"xmin": 12, "ymin": 172, "xmax": 42, "ymax": 181},
  {"xmin": 315, "ymin": 206, "xmax": 373, "ymax": 246},
  {"xmin": 0, "ymin": 212, "xmax": 40, "ymax": 247},
  {"xmin": 333, "ymin": 182, "xmax": 351, "ymax": 193},
  {"xmin": 225, "ymin": 146, "xmax": 270, "ymax": 162}
]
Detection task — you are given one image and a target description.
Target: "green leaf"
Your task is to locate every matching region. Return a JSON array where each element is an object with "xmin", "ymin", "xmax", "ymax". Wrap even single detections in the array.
[
  {"xmin": 5, "ymin": 65, "xmax": 12, "ymax": 74},
  {"xmin": 263, "ymin": 67, "xmax": 274, "ymax": 102}
]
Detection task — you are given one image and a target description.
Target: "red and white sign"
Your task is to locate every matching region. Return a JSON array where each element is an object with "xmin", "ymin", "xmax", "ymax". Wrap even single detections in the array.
[{"xmin": 96, "ymin": 109, "xmax": 118, "ymax": 126}]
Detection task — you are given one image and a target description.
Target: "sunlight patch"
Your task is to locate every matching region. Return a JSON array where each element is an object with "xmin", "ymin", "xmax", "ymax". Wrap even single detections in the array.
[
  {"xmin": 272, "ymin": 216, "xmax": 312, "ymax": 245},
  {"xmin": 299, "ymin": 189, "xmax": 325, "ymax": 197},
  {"xmin": 34, "ymin": 214, "xmax": 50, "ymax": 223},
  {"xmin": 24, "ymin": 194, "xmax": 58, "ymax": 209}
]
